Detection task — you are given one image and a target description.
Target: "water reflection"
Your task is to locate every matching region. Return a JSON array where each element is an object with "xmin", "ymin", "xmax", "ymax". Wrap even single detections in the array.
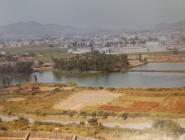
[{"xmin": 1, "ymin": 63, "xmax": 185, "ymax": 88}]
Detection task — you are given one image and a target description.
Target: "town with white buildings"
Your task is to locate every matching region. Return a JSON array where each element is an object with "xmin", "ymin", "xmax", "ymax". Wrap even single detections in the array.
[{"xmin": 1, "ymin": 30, "xmax": 185, "ymax": 56}]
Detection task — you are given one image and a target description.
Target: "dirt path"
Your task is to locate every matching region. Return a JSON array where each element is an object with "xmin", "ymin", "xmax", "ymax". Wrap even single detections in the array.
[{"xmin": 7, "ymin": 98, "xmax": 26, "ymax": 102}]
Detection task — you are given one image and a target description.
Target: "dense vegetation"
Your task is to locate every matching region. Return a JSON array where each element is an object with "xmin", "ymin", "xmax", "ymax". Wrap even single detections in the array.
[
  {"xmin": 0, "ymin": 62, "xmax": 33, "ymax": 74},
  {"xmin": 52, "ymin": 51, "xmax": 129, "ymax": 72}
]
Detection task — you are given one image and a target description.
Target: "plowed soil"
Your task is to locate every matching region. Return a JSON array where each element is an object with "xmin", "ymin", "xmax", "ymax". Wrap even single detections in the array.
[{"xmin": 99, "ymin": 88, "xmax": 185, "ymax": 114}]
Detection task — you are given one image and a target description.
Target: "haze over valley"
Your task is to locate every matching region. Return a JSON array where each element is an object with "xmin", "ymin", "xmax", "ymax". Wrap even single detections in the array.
[{"xmin": 1, "ymin": 1, "xmax": 185, "ymax": 140}]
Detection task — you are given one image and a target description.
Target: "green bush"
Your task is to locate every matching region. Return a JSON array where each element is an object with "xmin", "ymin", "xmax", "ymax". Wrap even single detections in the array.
[
  {"xmin": 0, "ymin": 62, "xmax": 33, "ymax": 74},
  {"xmin": 53, "ymin": 51, "xmax": 129, "ymax": 72}
]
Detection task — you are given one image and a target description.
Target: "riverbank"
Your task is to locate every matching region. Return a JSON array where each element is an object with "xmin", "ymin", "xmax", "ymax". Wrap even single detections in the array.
[
  {"xmin": 143, "ymin": 51, "xmax": 185, "ymax": 63},
  {"xmin": 128, "ymin": 69, "xmax": 185, "ymax": 73}
]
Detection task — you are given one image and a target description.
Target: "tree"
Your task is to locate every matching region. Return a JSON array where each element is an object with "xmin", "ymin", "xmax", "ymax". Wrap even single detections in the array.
[
  {"xmin": 52, "ymin": 52, "xmax": 129, "ymax": 72},
  {"xmin": 0, "ymin": 62, "xmax": 33, "ymax": 74}
]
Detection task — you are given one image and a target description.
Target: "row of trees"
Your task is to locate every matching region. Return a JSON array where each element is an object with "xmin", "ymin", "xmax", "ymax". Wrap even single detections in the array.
[
  {"xmin": 52, "ymin": 51, "xmax": 129, "ymax": 72},
  {"xmin": 0, "ymin": 62, "xmax": 33, "ymax": 74}
]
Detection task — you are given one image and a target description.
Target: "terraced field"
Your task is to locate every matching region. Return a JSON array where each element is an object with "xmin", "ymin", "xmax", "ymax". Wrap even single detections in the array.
[
  {"xmin": 0, "ymin": 83, "xmax": 185, "ymax": 115},
  {"xmin": 99, "ymin": 88, "xmax": 185, "ymax": 114}
]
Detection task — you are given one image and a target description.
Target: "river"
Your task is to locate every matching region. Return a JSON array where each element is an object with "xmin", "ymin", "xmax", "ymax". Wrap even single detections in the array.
[{"xmin": 0, "ymin": 63, "xmax": 185, "ymax": 88}]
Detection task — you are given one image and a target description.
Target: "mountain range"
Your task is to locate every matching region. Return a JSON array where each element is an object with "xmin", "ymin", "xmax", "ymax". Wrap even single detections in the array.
[
  {"xmin": 0, "ymin": 20, "xmax": 185, "ymax": 40},
  {"xmin": 154, "ymin": 20, "xmax": 185, "ymax": 32},
  {"xmin": 0, "ymin": 21, "xmax": 82, "ymax": 40}
]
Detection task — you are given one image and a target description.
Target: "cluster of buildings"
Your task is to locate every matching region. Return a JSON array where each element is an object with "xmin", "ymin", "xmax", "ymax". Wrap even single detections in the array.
[
  {"xmin": 0, "ymin": 52, "xmax": 39, "ymax": 66},
  {"xmin": 0, "ymin": 31, "xmax": 185, "ymax": 54},
  {"xmin": 66, "ymin": 31, "xmax": 185, "ymax": 54}
]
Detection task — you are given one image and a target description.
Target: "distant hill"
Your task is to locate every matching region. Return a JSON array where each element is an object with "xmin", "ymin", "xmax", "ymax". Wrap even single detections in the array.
[
  {"xmin": 0, "ymin": 21, "xmax": 128, "ymax": 41},
  {"xmin": 2, "ymin": 20, "xmax": 184, "ymax": 40},
  {"xmin": 0, "ymin": 21, "xmax": 81, "ymax": 40},
  {"xmin": 154, "ymin": 20, "xmax": 185, "ymax": 32}
]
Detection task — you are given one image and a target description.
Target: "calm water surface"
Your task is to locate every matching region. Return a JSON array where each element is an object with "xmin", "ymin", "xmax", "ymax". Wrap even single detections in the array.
[{"xmin": 0, "ymin": 63, "xmax": 185, "ymax": 88}]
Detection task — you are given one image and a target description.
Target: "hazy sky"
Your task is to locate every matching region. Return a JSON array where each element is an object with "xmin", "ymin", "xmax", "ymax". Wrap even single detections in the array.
[{"xmin": 0, "ymin": 0, "xmax": 185, "ymax": 30}]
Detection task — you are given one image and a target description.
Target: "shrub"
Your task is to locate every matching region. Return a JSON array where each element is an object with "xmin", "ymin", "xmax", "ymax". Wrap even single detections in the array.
[
  {"xmin": 34, "ymin": 121, "xmax": 62, "ymax": 127},
  {"xmin": 91, "ymin": 112, "xmax": 97, "ymax": 117},
  {"xmin": 0, "ymin": 126, "xmax": 7, "ymax": 130},
  {"xmin": 79, "ymin": 111, "xmax": 88, "ymax": 116},
  {"xmin": 152, "ymin": 119, "xmax": 184, "ymax": 136},
  {"xmin": 14, "ymin": 117, "xmax": 29, "ymax": 124},
  {"xmin": 121, "ymin": 113, "xmax": 128, "ymax": 120},
  {"xmin": 88, "ymin": 118, "xmax": 99, "ymax": 126},
  {"xmin": 68, "ymin": 110, "xmax": 77, "ymax": 117},
  {"xmin": 59, "ymin": 110, "xmax": 77, "ymax": 117},
  {"xmin": 80, "ymin": 121, "xmax": 85, "ymax": 126}
]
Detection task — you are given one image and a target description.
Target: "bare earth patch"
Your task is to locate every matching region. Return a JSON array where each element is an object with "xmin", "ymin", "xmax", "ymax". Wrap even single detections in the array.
[
  {"xmin": 39, "ymin": 86, "xmax": 56, "ymax": 92},
  {"xmin": 7, "ymin": 98, "xmax": 26, "ymax": 102},
  {"xmin": 53, "ymin": 90, "xmax": 121, "ymax": 111},
  {"xmin": 62, "ymin": 86, "xmax": 76, "ymax": 91},
  {"xmin": 99, "ymin": 94, "xmax": 163, "ymax": 112}
]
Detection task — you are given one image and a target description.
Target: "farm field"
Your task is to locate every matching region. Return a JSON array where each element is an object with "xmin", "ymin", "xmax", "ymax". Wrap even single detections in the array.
[
  {"xmin": 99, "ymin": 88, "xmax": 185, "ymax": 114},
  {"xmin": 53, "ymin": 90, "xmax": 121, "ymax": 111},
  {"xmin": 1, "ymin": 83, "xmax": 185, "ymax": 140},
  {"xmin": 0, "ymin": 83, "xmax": 185, "ymax": 116}
]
